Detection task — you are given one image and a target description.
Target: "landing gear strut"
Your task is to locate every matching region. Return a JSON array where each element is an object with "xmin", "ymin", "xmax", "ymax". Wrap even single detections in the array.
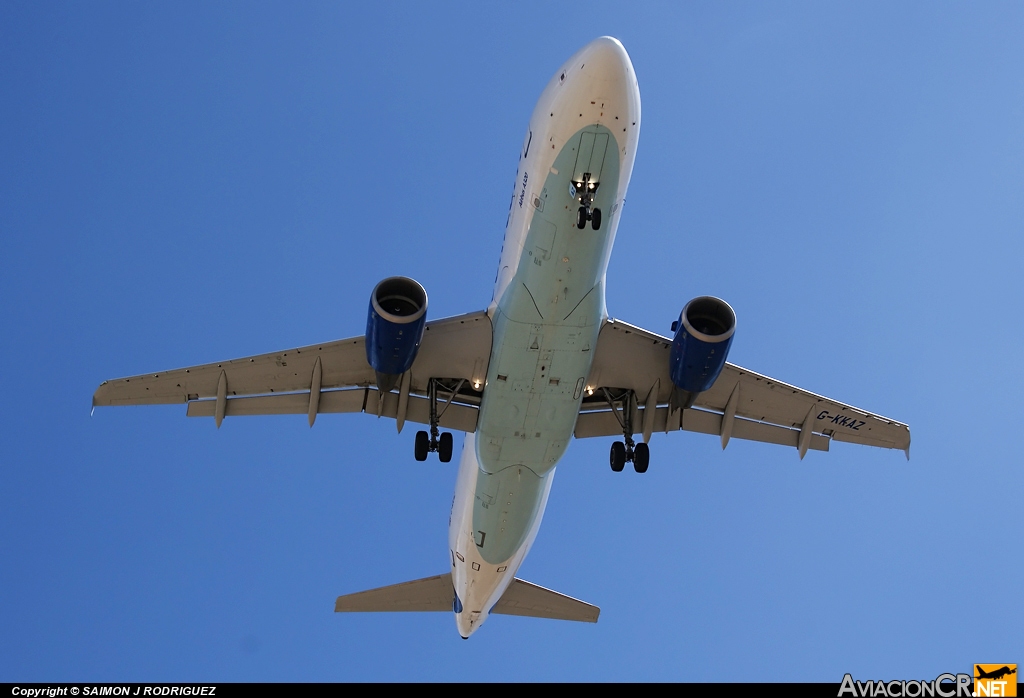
[
  {"xmin": 414, "ymin": 378, "xmax": 463, "ymax": 462},
  {"xmin": 601, "ymin": 387, "xmax": 650, "ymax": 473},
  {"xmin": 573, "ymin": 172, "xmax": 602, "ymax": 231}
]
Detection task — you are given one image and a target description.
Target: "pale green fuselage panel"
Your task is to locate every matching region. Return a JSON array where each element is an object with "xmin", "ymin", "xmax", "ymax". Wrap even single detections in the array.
[
  {"xmin": 478, "ymin": 124, "xmax": 620, "ymax": 481},
  {"xmin": 471, "ymin": 125, "xmax": 619, "ymax": 566}
]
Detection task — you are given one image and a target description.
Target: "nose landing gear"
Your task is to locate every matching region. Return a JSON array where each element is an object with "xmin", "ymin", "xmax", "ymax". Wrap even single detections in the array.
[{"xmin": 573, "ymin": 173, "xmax": 602, "ymax": 231}]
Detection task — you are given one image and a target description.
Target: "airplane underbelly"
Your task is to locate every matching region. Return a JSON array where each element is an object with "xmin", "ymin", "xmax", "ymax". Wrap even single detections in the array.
[
  {"xmin": 460, "ymin": 125, "xmax": 621, "ymax": 577},
  {"xmin": 476, "ymin": 124, "xmax": 622, "ymax": 477},
  {"xmin": 449, "ymin": 434, "xmax": 556, "ymax": 618},
  {"xmin": 474, "ymin": 308, "xmax": 599, "ymax": 476}
]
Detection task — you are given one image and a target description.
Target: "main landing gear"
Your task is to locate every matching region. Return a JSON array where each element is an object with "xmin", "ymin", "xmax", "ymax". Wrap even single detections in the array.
[
  {"xmin": 574, "ymin": 172, "xmax": 602, "ymax": 231},
  {"xmin": 414, "ymin": 378, "xmax": 463, "ymax": 463},
  {"xmin": 602, "ymin": 388, "xmax": 650, "ymax": 474},
  {"xmin": 416, "ymin": 430, "xmax": 452, "ymax": 463}
]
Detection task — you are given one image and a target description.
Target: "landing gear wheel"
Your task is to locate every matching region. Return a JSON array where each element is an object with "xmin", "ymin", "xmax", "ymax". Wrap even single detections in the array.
[
  {"xmin": 576, "ymin": 206, "xmax": 588, "ymax": 230},
  {"xmin": 591, "ymin": 207, "xmax": 602, "ymax": 230},
  {"xmin": 414, "ymin": 431, "xmax": 429, "ymax": 461},
  {"xmin": 633, "ymin": 442, "xmax": 649, "ymax": 473},
  {"xmin": 610, "ymin": 441, "xmax": 626, "ymax": 472},
  {"xmin": 438, "ymin": 432, "xmax": 454, "ymax": 463}
]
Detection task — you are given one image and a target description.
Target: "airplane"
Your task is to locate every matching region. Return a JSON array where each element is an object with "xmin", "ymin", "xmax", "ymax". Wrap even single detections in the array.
[
  {"xmin": 976, "ymin": 666, "xmax": 1016, "ymax": 681},
  {"xmin": 93, "ymin": 36, "xmax": 911, "ymax": 639}
]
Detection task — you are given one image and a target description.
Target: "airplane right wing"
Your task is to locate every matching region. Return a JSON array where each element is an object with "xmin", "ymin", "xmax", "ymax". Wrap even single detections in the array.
[
  {"xmin": 576, "ymin": 318, "xmax": 911, "ymax": 458},
  {"xmin": 93, "ymin": 311, "xmax": 493, "ymax": 432}
]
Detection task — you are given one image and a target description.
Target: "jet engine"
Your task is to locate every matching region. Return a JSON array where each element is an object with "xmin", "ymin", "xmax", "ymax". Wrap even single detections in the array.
[
  {"xmin": 668, "ymin": 296, "xmax": 736, "ymax": 408},
  {"xmin": 365, "ymin": 276, "xmax": 428, "ymax": 392}
]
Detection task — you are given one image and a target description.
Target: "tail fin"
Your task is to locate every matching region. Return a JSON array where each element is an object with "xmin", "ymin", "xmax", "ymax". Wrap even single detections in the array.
[{"xmin": 334, "ymin": 574, "xmax": 599, "ymax": 622}]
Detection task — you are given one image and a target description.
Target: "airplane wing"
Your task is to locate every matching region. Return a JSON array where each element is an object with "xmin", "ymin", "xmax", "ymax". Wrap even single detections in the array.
[
  {"xmin": 576, "ymin": 318, "xmax": 911, "ymax": 458},
  {"xmin": 93, "ymin": 311, "xmax": 493, "ymax": 432}
]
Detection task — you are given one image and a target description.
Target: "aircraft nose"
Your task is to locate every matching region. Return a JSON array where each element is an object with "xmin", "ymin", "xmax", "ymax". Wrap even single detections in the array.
[{"xmin": 559, "ymin": 36, "xmax": 638, "ymax": 124}]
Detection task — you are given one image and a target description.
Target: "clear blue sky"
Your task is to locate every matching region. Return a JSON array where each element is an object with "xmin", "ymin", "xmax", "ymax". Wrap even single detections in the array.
[{"xmin": 2, "ymin": 1, "xmax": 1021, "ymax": 682}]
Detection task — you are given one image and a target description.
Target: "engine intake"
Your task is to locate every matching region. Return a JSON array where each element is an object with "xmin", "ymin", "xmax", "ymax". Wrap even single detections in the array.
[
  {"xmin": 669, "ymin": 296, "xmax": 736, "ymax": 403},
  {"xmin": 365, "ymin": 276, "xmax": 428, "ymax": 392}
]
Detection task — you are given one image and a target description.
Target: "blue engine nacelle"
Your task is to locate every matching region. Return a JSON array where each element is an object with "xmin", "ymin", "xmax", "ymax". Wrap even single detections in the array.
[
  {"xmin": 669, "ymin": 296, "xmax": 736, "ymax": 403},
  {"xmin": 365, "ymin": 276, "xmax": 428, "ymax": 392}
]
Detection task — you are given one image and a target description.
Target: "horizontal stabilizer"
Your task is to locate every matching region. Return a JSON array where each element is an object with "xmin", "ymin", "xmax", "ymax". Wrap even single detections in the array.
[
  {"xmin": 334, "ymin": 574, "xmax": 599, "ymax": 623},
  {"xmin": 493, "ymin": 578, "xmax": 600, "ymax": 623},
  {"xmin": 334, "ymin": 574, "xmax": 454, "ymax": 613}
]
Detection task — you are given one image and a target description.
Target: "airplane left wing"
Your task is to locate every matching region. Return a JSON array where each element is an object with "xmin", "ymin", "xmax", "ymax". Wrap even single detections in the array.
[
  {"xmin": 93, "ymin": 311, "xmax": 493, "ymax": 432},
  {"xmin": 576, "ymin": 318, "xmax": 911, "ymax": 458}
]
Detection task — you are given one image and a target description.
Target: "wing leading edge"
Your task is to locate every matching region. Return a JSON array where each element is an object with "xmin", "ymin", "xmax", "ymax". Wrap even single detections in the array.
[{"xmin": 579, "ymin": 318, "xmax": 910, "ymax": 458}]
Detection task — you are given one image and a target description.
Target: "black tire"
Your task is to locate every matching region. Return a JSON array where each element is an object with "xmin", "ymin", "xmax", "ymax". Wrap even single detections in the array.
[
  {"xmin": 577, "ymin": 206, "xmax": 587, "ymax": 229},
  {"xmin": 633, "ymin": 442, "xmax": 650, "ymax": 473},
  {"xmin": 610, "ymin": 441, "xmax": 626, "ymax": 472},
  {"xmin": 439, "ymin": 432, "xmax": 454, "ymax": 463},
  {"xmin": 591, "ymin": 207, "xmax": 602, "ymax": 230},
  {"xmin": 415, "ymin": 431, "xmax": 429, "ymax": 461}
]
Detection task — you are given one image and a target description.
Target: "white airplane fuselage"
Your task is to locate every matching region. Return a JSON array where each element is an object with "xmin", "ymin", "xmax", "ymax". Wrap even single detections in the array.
[{"xmin": 448, "ymin": 37, "xmax": 640, "ymax": 638}]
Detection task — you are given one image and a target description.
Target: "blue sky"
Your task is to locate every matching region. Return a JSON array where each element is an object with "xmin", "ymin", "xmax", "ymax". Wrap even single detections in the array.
[{"xmin": 2, "ymin": 1, "xmax": 1022, "ymax": 682}]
